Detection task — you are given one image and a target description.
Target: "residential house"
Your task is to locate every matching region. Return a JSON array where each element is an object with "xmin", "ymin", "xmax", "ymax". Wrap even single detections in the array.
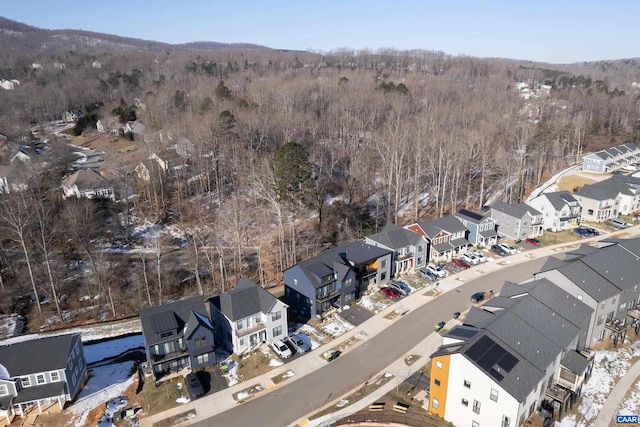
[
  {"xmin": 61, "ymin": 169, "xmax": 115, "ymax": 200},
  {"xmin": 62, "ymin": 110, "xmax": 84, "ymax": 123},
  {"xmin": 284, "ymin": 242, "xmax": 392, "ymax": 320},
  {"xmin": 96, "ymin": 117, "xmax": 120, "ymax": 135},
  {"xmin": 364, "ymin": 223, "xmax": 428, "ymax": 275},
  {"xmin": 429, "ymin": 278, "xmax": 593, "ymax": 427},
  {"xmin": 139, "ymin": 297, "xmax": 216, "ymax": 380},
  {"xmin": 489, "ymin": 201, "xmax": 543, "ymax": 240},
  {"xmin": 573, "ymin": 184, "xmax": 621, "ymax": 222},
  {"xmin": 581, "ymin": 143, "xmax": 640, "ymax": 173},
  {"xmin": 124, "ymin": 121, "xmax": 146, "ymax": 141},
  {"xmin": 535, "ymin": 238, "xmax": 640, "ymax": 345},
  {"xmin": 209, "ymin": 278, "xmax": 288, "ymax": 355},
  {"xmin": 579, "ymin": 176, "xmax": 640, "ymax": 216},
  {"xmin": 526, "ymin": 191, "xmax": 582, "ymax": 231},
  {"xmin": 0, "ymin": 165, "xmax": 28, "ymax": 195},
  {"xmin": 454, "ymin": 209, "xmax": 499, "ymax": 247},
  {"xmin": 149, "ymin": 149, "xmax": 187, "ymax": 173},
  {"xmin": 406, "ymin": 216, "xmax": 471, "ymax": 262},
  {"xmin": 0, "ymin": 334, "xmax": 88, "ymax": 424}
]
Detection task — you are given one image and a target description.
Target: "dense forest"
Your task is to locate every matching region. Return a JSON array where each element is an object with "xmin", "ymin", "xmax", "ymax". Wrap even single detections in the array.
[{"xmin": 1, "ymin": 19, "xmax": 640, "ymax": 331}]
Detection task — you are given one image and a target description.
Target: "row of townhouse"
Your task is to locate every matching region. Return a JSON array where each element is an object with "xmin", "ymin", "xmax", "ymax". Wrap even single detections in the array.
[
  {"xmin": 428, "ymin": 237, "xmax": 640, "ymax": 427},
  {"xmin": 0, "ymin": 334, "xmax": 88, "ymax": 424},
  {"xmin": 581, "ymin": 142, "xmax": 640, "ymax": 173},
  {"xmin": 526, "ymin": 175, "xmax": 640, "ymax": 229},
  {"xmin": 139, "ymin": 279, "xmax": 289, "ymax": 380}
]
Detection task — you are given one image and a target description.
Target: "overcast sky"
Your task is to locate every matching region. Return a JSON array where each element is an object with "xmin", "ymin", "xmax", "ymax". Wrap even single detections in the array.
[{"xmin": 3, "ymin": 0, "xmax": 637, "ymax": 64}]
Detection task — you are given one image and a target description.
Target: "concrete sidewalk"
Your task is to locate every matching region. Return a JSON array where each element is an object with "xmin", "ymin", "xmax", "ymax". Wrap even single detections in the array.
[
  {"xmin": 592, "ymin": 358, "xmax": 640, "ymax": 427},
  {"xmin": 140, "ymin": 226, "xmax": 640, "ymax": 427}
]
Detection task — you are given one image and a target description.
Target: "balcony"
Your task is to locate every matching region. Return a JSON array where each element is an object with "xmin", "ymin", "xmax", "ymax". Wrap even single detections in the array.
[
  {"xmin": 317, "ymin": 288, "xmax": 341, "ymax": 303},
  {"xmin": 236, "ymin": 322, "xmax": 266, "ymax": 338},
  {"xmin": 152, "ymin": 347, "xmax": 188, "ymax": 363}
]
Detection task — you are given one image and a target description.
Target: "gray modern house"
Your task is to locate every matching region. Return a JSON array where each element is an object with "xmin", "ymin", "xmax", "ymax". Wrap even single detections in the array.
[
  {"xmin": 139, "ymin": 296, "xmax": 216, "ymax": 380},
  {"xmin": 284, "ymin": 242, "xmax": 392, "ymax": 320},
  {"xmin": 581, "ymin": 143, "xmax": 640, "ymax": 173},
  {"xmin": 0, "ymin": 334, "xmax": 87, "ymax": 423},
  {"xmin": 364, "ymin": 223, "xmax": 428, "ymax": 275},
  {"xmin": 209, "ymin": 277, "xmax": 288, "ymax": 355},
  {"xmin": 489, "ymin": 201, "xmax": 543, "ymax": 240},
  {"xmin": 454, "ymin": 209, "xmax": 500, "ymax": 247}
]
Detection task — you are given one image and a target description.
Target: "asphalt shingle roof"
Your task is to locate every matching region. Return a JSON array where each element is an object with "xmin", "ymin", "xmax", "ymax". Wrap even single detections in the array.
[
  {"xmin": 366, "ymin": 223, "xmax": 423, "ymax": 249},
  {"xmin": 0, "ymin": 334, "xmax": 80, "ymax": 377},
  {"xmin": 209, "ymin": 277, "xmax": 281, "ymax": 321},
  {"xmin": 139, "ymin": 296, "xmax": 207, "ymax": 346},
  {"xmin": 491, "ymin": 201, "xmax": 541, "ymax": 219},
  {"xmin": 561, "ymin": 350, "xmax": 591, "ymax": 375}
]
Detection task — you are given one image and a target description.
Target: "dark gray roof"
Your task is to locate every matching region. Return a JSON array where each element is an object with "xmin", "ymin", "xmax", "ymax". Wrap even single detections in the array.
[
  {"xmin": 462, "ymin": 306, "xmax": 497, "ymax": 329},
  {"xmin": 491, "ymin": 201, "xmax": 541, "ymax": 219},
  {"xmin": 538, "ymin": 191, "xmax": 578, "ymax": 210},
  {"xmin": 184, "ymin": 311, "xmax": 214, "ymax": 339},
  {"xmin": 578, "ymin": 244, "xmax": 640, "ymax": 291},
  {"xmin": 564, "ymin": 244, "xmax": 599, "ymax": 261},
  {"xmin": 324, "ymin": 241, "xmax": 392, "ymax": 265},
  {"xmin": 590, "ymin": 177, "xmax": 636, "ymax": 196},
  {"xmin": 483, "ymin": 296, "xmax": 518, "ymax": 310},
  {"xmin": 556, "ymin": 261, "xmax": 621, "ymax": 301},
  {"xmin": 614, "ymin": 237, "xmax": 640, "ymax": 257},
  {"xmin": 292, "ymin": 251, "xmax": 353, "ymax": 289},
  {"xmin": 526, "ymin": 279, "xmax": 593, "ymax": 328},
  {"xmin": 537, "ymin": 256, "xmax": 567, "ymax": 273},
  {"xmin": 576, "ymin": 184, "xmax": 619, "ymax": 201},
  {"xmin": 139, "ymin": 296, "xmax": 207, "ymax": 346},
  {"xmin": 0, "ymin": 334, "xmax": 81, "ymax": 377},
  {"xmin": 450, "ymin": 237, "xmax": 471, "ymax": 248},
  {"xmin": 415, "ymin": 215, "xmax": 467, "ymax": 238},
  {"xmin": 14, "ymin": 381, "xmax": 66, "ymax": 404},
  {"xmin": 561, "ymin": 350, "xmax": 590, "ymax": 375},
  {"xmin": 209, "ymin": 277, "xmax": 281, "ymax": 321},
  {"xmin": 365, "ymin": 223, "xmax": 423, "ymax": 249},
  {"xmin": 498, "ymin": 281, "xmax": 539, "ymax": 298},
  {"xmin": 0, "ymin": 393, "xmax": 12, "ymax": 410}
]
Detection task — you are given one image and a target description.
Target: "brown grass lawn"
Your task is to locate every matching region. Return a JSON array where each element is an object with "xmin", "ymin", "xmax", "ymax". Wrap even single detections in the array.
[{"xmin": 556, "ymin": 174, "xmax": 598, "ymax": 192}]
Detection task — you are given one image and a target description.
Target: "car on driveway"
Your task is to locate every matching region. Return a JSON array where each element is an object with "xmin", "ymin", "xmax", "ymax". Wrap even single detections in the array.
[
  {"xmin": 498, "ymin": 243, "xmax": 519, "ymax": 254},
  {"xmin": 390, "ymin": 280, "xmax": 412, "ymax": 296},
  {"xmin": 491, "ymin": 244, "xmax": 508, "ymax": 256},
  {"xmin": 286, "ymin": 333, "xmax": 311, "ymax": 354},
  {"xmin": 573, "ymin": 227, "xmax": 591, "ymax": 237},
  {"xmin": 418, "ymin": 268, "xmax": 438, "ymax": 281},
  {"xmin": 426, "ymin": 263, "xmax": 448, "ymax": 278},
  {"xmin": 380, "ymin": 287, "xmax": 401, "ymax": 299},
  {"xmin": 525, "ymin": 238, "xmax": 541, "ymax": 246},
  {"xmin": 473, "ymin": 252, "xmax": 487, "ymax": 263},
  {"xmin": 451, "ymin": 258, "xmax": 470, "ymax": 270},
  {"xmin": 605, "ymin": 218, "xmax": 629, "ymax": 229},
  {"xmin": 462, "ymin": 252, "xmax": 480, "ymax": 265},
  {"xmin": 271, "ymin": 339, "xmax": 293, "ymax": 359},
  {"xmin": 185, "ymin": 373, "xmax": 205, "ymax": 399},
  {"xmin": 434, "ymin": 321, "xmax": 446, "ymax": 332}
]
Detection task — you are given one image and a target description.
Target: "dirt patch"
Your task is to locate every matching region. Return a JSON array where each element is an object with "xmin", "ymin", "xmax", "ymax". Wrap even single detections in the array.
[{"xmin": 556, "ymin": 174, "xmax": 598, "ymax": 192}]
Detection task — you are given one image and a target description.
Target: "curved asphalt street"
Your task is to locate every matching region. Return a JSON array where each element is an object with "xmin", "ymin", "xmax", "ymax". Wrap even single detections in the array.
[{"xmin": 193, "ymin": 257, "xmax": 548, "ymax": 427}]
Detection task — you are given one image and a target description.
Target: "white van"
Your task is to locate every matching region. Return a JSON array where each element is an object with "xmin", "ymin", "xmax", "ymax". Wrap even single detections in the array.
[{"xmin": 605, "ymin": 218, "xmax": 629, "ymax": 229}]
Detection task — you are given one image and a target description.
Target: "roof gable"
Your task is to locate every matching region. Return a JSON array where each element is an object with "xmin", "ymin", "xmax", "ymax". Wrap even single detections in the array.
[{"xmin": 0, "ymin": 334, "xmax": 80, "ymax": 377}]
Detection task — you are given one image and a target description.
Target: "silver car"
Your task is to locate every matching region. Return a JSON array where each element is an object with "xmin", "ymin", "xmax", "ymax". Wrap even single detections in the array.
[{"xmin": 286, "ymin": 333, "xmax": 311, "ymax": 354}]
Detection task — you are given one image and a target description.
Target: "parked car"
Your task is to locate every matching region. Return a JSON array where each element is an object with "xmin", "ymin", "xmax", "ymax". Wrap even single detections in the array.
[
  {"xmin": 390, "ymin": 280, "xmax": 412, "ymax": 296},
  {"xmin": 434, "ymin": 321, "xmax": 446, "ymax": 332},
  {"xmin": 451, "ymin": 258, "xmax": 470, "ymax": 270},
  {"xmin": 473, "ymin": 252, "xmax": 487, "ymax": 263},
  {"xmin": 491, "ymin": 244, "xmax": 508, "ymax": 256},
  {"xmin": 185, "ymin": 373, "xmax": 205, "ymax": 399},
  {"xmin": 573, "ymin": 227, "xmax": 591, "ymax": 237},
  {"xmin": 418, "ymin": 267, "xmax": 438, "ymax": 281},
  {"xmin": 525, "ymin": 237, "xmax": 541, "ymax": 246},
  {"xmin": 605, "ymin": 218, "xmax": 629, "ymax": 229},
  {"xmin": 380, "ymin": 286, "xmax": 401, "ymax": 299},
  {"xmin": 498, "ymin": 243, "xmax": 519, "ymax": 254},
  {"xmin": 286, "ymin": 333, "xmax": 311, "ymax": 354},
  {"xmin": 462, "ymin": 252, "xmax": 480, "ymax": 265},
  {"xmin": 427, "ymin": 263, "xmax": 448, "ymax": 278},
  {"xmin": 271, "ymin": 339, "xmax": 293, "ymax": 359},
  {"xmin": 471, "ymin": 290, "xmax": 496, "ymax": 303}
]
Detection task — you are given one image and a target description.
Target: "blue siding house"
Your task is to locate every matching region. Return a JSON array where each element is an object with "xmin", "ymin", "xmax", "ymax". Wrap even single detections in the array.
[{"xmin": 454, "ymin": 209, "xmax": 500, "ymax": 247}]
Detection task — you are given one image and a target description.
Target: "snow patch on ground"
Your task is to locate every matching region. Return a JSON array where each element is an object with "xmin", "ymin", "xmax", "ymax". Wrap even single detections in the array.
[
  {"xmin": 358, "ymin": 294, "xmax": 390, "ymax": 314},
  {"xmin": 83, "ymin": 334, "xmax": 144, "ymax": 364},
  {"xmin": 320, "ymin": 314, "xmax": 354, "ymax": 337}
]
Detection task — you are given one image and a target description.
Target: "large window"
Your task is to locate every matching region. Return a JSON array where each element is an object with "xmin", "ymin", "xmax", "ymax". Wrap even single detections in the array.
[
  {"xmin": 502, "ymin": 415, "xmax": 511, "ymax": 427},
  {"xmin": 271, "ymin": 311, "xmax": 281, "ymax": 321},
  {"xmin": 195, "ymin": 337, "xmax": 207, "ymax": 349},
  {"xmin": 490, "ymin": 388, "xmax": 498, "ymax": 402},
  {"xmin": 236, "ymin": 320, "xmax": 244, "ymax": 330},
  {"xmin": 473, "ymin": 400, "xmax": 481, "ymax": 414},
  {"xmin": 196, "ymin": 353, "xmax": 209, "ymax": 364},
  {"xmin": 272, "ymin": 325, "xmax": 282, "ymax": 337}
]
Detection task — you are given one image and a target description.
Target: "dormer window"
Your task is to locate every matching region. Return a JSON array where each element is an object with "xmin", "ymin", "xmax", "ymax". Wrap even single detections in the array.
[{"xmin": 160, "ymin": 331, "xmax": 173, "ymax": 339}]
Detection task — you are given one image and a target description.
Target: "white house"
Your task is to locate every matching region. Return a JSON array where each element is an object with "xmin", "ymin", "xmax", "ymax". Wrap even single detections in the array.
[
  {"xmin": 61, "ymin": 169, "xmax": 115, "ymax": 200},
  {"xmin": 208, "ymin": 278, "xmax": 288, "ymax": 355},
  {"xmin": 526, "ymin": 191, "xmax": 581, "ymax": 231}
]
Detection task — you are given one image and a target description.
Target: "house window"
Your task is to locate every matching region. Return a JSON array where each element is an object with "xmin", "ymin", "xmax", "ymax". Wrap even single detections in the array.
[
  {"xmin": 271, "ymin": 311, "xmax": 281, "ymax": 321},
  {"xmin": 254, "ymin": 314, "xmax": 262, "ymax": 324},
  {"xmin": 195, "ymin": 337, "xmax": 207, "ymax": 348},
  {"xmin": 472, "ymin": 400, "xmax": 481, "ymax": 414},
  {"xmin": 36, "ymin": 374, "xmax": 45, "ymax": 385},
  {"xmin": 435, "ymin": 360, "xmax": 443, "ymax": 369},
  {"xmin": 196, "ymin": 353, "xmax": 209, "ymax": 364},
  {"xmin": 0, "ymin": 384, "xmax": 8, "ymax": 396},
  {"xmin": 472, "ymin": 422, "xmax": 479, "ymax": 427},
  {"xmin": 434, "ymin": 379, "xmax": 441, "ymax": 386},
  {"xmin": 464, "ymin": 379, "xmax": 471, "ymax": 388},
  {"xmin": 601, "ymin": 302, "xmax": 606, "ymax": 309},
  {"xmin": 51, "ymin": 372, "xmax": 59, "ymax": 382},
  {"xmin": 461, "ymin": 398, "xmax": 469, "ymax": 407},
  {"xmin": 432, "ymin": 398, "xmax": 439, "ymax": 410},
  {"xmin": 381, "ymin": 260, "xmax": 387, "ymax": 268},
  {"xmin": 239, "ymin": 338, "xmax": 245, "ymax": 346},
  {"xmin": 272, "ymin": 325, "xmax": 282, "ymax": 337},
  {"xmin": 490, "ymin": 388, "xmax": 498, "ymax": 402},
  {"xmin": 160, "ymin": 331, "xmax": 173, "ymax": 339},
  {"xmin": 237, "ymin": 320, "xmax": 243, "ymax": 330},
  {"xmin": 21, "ymin": 377, "xmax": 31, "ymax": 387},
  {"xmin": 418, "ymin": 245, "xmax": 423, "ymax": 252},
  {"xmin": 597, "ymin": 314, "xmax": 605, "ymax": 325}
]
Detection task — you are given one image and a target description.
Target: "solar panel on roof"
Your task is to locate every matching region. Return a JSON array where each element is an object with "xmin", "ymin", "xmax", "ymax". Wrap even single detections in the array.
[
  {"xmin": 465, "ymin": 335, "xmax": 494, "ymax": 360},
  {"xmin": 447, "ymin": 328, "xmax": 479, "ymax": 339},
  {"xmin": 489, "ymin": 368, "xmax": 504, "ymax": 381},
  {"xmin": 477, "ymin": 343, "xmax": 507, "ymax": 370},
  {"xmin": 498, "ymin": 352, "xmax": 519, "ymax": 372}
]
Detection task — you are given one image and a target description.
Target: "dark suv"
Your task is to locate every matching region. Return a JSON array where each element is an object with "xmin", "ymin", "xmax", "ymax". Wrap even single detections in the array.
[{"xmin": 491, "ymin": 244, "xmax": 508, "ymax": 256}]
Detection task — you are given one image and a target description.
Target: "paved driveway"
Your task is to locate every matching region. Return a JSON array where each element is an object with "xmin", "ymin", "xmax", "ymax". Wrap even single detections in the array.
[{"xmin": 338, "ymin": 305, "xmax": 374, "ymax": 326}]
